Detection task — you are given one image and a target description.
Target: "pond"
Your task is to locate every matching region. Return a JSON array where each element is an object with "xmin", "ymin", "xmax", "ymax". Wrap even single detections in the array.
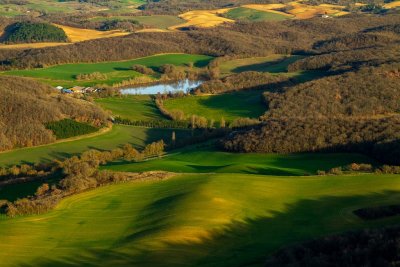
[{"xmin": 121, "ymin": 79, "xmax": 203, "ymax": 95}]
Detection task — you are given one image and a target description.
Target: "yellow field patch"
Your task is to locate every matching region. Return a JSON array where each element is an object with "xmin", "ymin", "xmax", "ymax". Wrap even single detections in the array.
[
  {"xmin": 0, "ymin": 42, "xmax": 70, "ymax": 50},
  {"xmin": 169, "ymin": 9, "xmax": 234, "ymax": 30},
  {"xmin": 243, "ymin": 1, "xmax": 348, "ymax": 20},
  {"xmin": 384, "ymin": 1, "xmax": 400, "ymax": 8},
  {"xmin": 241, "ymin": 4, "xmax": 294, "ymax": 17},
  {"xmin": 55, "ymin": 24, "xmax": 129, "ymax": 42},
  {"xmin": 319, "ymin": 3, "xmax": 346, "ymax": 8},
  {"xmin": 135, "ymin": 28, "xmax": 172, "ymax": 33},
  {"xmin": 355, "ymin": 2, "xmax": 367, "ymax": 7},
  {"xmin": 242, "ymin": 3, "xmax": 287, "ymax": 11}
]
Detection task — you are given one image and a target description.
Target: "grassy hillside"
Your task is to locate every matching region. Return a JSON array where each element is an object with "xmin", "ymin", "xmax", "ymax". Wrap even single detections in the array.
[
  {"xmin": 0, "ymin": 125, "xmax": 191, "ymax": 166},
  {"xmin": 104, "ymin": 147, "xmax": 376, "ymax": 176},
  {"xmin": 95, "ymin": 95, "xmax": 164, "ymax": 121},
  {"xmin": 219, "ymin": 54, "xmax": 304, "ymax": 76},
  {"xmin": 1, "ymin": 172, "xmax": 400, "ymax": 267},
  {"xmin": 163, "ymin": 90, "xmax": 266, "ymax": 122},
  {"xmin": 3, "ymin": 54, "xmax": 213, "ymax": 87},
  {"xmin": 225, "ymin": 7, "xmax": 289, "ymax": 21}
]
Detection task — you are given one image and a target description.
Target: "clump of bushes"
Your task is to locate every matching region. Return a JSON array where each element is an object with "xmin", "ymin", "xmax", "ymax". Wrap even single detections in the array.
[
  {"xmin": 131, "ymin": 64, "xmax": 155, "ymax": 75},
  {"xmin": 76, "ymin": 72, "xmax": 108, "ymax": 81}
]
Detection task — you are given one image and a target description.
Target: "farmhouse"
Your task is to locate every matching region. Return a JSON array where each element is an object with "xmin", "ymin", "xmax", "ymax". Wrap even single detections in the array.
[
  {"xmin": 70, "ymin": 86, "xmax": 85, "ymax": 94},
  {"xmin": 61, "ymin": 89, "xmax": 73, "ymax": 94}
]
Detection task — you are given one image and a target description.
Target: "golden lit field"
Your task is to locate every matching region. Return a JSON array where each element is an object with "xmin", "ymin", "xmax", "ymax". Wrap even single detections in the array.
[
  {"xmin": 55, "ymin": 24, "xmax": 130, "ymax": 42},
  {"xmin": 244, "ymin": 1, "xmax": 349, "ymax": 19},
  {"xmin": 286, "ymin": 1, "xmax": 345, "ymax": 19},
  {"xmin": 135, "ymin": 28, "xmax": 172, "ymax": 33},
  {"xmin": 169, "ymin": 8, "xmax": 234, "ymax": 29},
  {"xmin": 241, "ymin": 4, "xmax": 294, "ymax": 17},
  {"xmin": 0, "ymin": 24, "xmax": 130, "ymax": 50},
  {"xmin": 384, "ymin": 1, "xmax": 400, "ymax": 8},
  {"xmin": 0, "ymin": 42, "xmax": 70, "ymax": 50}
]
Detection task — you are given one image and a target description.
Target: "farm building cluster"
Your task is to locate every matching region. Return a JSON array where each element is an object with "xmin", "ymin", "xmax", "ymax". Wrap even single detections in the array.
[{"xmin": 55, "ymin": 86, "xmax": 98, "ymax": 94}]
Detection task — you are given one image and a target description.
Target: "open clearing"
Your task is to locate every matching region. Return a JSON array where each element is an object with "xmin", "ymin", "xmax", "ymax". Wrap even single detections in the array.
[
  {"xmin": 219, "ymin": 54, "xmax": 303, "ymax": 76},
  {"xmin": 225, "ymin": 7, "xmax": 290, "ymax": 21},
  {"xmin": 3, "ymin": 53, "xmax": 213, "ymax": 87},
  {"xmin": 169, "ymin": 8, "xmax": 234, "ymax": 29},
  {"xmin": 219, "ymin": 54, "xmax": 325, "ymax": 82},
  {"xmin": 1, "ymin": 170, "xmax": 400, "ymax": 267},
  {"xmin": 0, "ymin": 125, "xmax": 192, "ymax": 166},
  {"xmin": 95, "ymin": 95, "xmax": 164, "ymax": 121},
  {"xmin": 163, "ymin": 90, "xmax": 266, "ymax": 122}
]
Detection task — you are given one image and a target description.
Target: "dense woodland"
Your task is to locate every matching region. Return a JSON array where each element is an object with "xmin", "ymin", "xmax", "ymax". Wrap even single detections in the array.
[
  {"xmin": 265, "ymin": 225, "xmax": 400, "ymax": 266},
  {"xmin": 222, "ymin": 63, "xmax": 400, "ymax": 164},
  {"xmin": 263, "ymin": 64, "xmax": 400, "ymax": 119},
  {"xmin": 2, "ymin": 22, "xmax": 68, "ymax": 44},
  {"xmin": 0, "ymin": 76, "xmax": 108, "ymax": 151},
  {"xmin": 222, "ymin": 116, "xmax": 400, "ymax": 164},
  {"xmin": 0, "ymin": 14, "xmax": 399, "ymax": 69}
]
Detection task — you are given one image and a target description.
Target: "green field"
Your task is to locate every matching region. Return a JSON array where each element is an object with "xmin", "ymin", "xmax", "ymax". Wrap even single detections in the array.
[
  {"xmin": 3, "ymin": 54, "xmax": 213, "ymax": 87},
  {"xmin": 226, "ymin": 7, "xmax": 289, "ymax": 21},
  {"xmin": 163, "ymin": 90, "xmax": 266, "ymax": 122},
  {"xmin": 95, "ymin": 95, "xmax": 164, "ymax": 121},
  {"xmin": 0, "ymin": 125, "xmax": 191, "ymax": 167},
  {"xmin": 1, "ymin": 171, "xmax": 400, "ymax": 267},
  {"xmin": 220, "ymin": 54, "xmax": 304, "ymax": 76},
  {"xmin": 105, "ymin": 146, "xmax": 376, "ymax": 176},
  {"xmin": 133, "ymin": 15, "xmax": 185, "ymax": 29}
]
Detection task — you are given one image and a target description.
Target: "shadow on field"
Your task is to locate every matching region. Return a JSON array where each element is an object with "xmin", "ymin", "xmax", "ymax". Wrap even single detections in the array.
[
  {"xmin": 232, "ymin": 55, "xmax": 303, "ymax": 74},
  {"xmin": 16, "ymin": 190, "xmax": 400, "ymax": 267}
]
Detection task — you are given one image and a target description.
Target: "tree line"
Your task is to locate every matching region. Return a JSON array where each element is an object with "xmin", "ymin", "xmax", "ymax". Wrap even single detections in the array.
[
  {"xmin": 222, "ymin": 116, "xmax": 400, "ymax": 165},
  {"xmin": 265, "ymin": 225, "xmax": 400, "ymax": 267},
  {"xmin": 2, "ymin": 139, "xmax": 166, "ymax": 217}
]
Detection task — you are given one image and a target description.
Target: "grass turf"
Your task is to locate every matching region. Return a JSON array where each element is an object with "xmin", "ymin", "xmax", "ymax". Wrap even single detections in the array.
[
  {"xmin": 220, "ymin": 54, "xmax": 304, "ymax": 76},
  {"xmin": 162, "ymin": 90, "xmax": 266, "ymax": 122},
  {"xmin": 1, "ymin": 172, "xmax": 400, "ymax": 267},
  {"xmin": 2, "ymin": 54, "xmax": 213, "ymax": 87},
  {"xmin": 95, "ymin": 95, "xmax": 165, "ymax": 121},
  {"xmin": 104, "ymin": 145, "xmax": 376, "ymax": 176},
  {"xmin": 0, "ymin": 125, "xmax": 191, "ymax": 167},
  {"xmin": 225, "ymin": 7, "xmax": 289, "ymax": 21}
]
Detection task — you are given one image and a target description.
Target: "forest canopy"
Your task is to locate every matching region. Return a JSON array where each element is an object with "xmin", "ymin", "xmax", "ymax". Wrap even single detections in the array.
[{"xmin": 2, "ymin": 22, "xmax": 68, "ymax": 44}]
